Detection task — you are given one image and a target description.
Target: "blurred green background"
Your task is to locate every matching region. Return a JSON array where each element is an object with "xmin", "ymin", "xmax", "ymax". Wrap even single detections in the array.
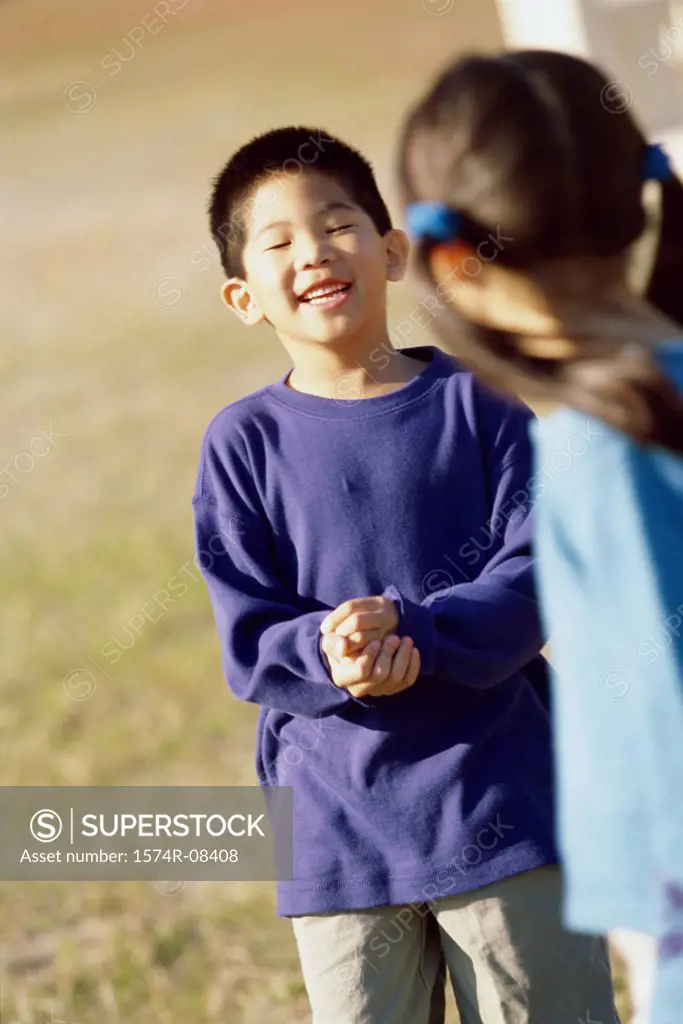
[{"xmin": 1, "ymin": 0, "xmax": 630, "ymax": 1020}]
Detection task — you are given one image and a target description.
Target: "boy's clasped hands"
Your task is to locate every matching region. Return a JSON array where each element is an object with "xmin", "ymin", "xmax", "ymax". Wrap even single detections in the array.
[{"xmin": 320, "ymin": 596, "xmax": 420, "ymax": 699}]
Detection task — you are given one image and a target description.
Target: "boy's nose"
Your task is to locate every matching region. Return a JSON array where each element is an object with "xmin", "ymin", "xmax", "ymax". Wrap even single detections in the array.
[{"xmin": 293, "ymin": 235, "xmax": 334, "ymax": 271}]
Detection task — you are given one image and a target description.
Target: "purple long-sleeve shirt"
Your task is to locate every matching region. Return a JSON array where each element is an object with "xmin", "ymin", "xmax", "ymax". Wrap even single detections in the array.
[{"xmin": 193, "ymin": 345, "xmax": 557, "ymax": 916}]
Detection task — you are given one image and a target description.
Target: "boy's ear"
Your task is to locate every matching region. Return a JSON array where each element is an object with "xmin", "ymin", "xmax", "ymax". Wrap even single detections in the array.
[
  {"xmin": 221, "ymin": 278, "xmax": 266, "ymax": 326},
  {"xmin": 384, "ymin": 229, "xmax": 410, "ymax": 282}
]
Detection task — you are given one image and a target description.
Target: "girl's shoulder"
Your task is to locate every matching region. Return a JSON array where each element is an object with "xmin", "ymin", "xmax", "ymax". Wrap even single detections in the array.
[
  {"xmin": 531, "ymin": 405, "xmax": 624, "ymax": 484},
  {"xmin": 531, "ymin": 346, "xmax": 683, "ymax": 548},
  {"xmin": 533, "ymin": 337, "xmax": 683, "ymax": 473}
]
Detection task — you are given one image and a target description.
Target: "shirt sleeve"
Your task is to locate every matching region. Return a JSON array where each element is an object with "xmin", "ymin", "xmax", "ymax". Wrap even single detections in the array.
[
  {"xmin": 193, "ymin": 428, "xmax": 364, "ymax": 718},
  {"xmin": 383, "ymin": 387, "xmax": 544, "ymax": 688}
]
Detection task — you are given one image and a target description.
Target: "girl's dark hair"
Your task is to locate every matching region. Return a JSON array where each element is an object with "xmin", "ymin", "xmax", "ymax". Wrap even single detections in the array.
[{"xmin": 398, "ymin": 50, "xmax": 683, "ymax": 453}]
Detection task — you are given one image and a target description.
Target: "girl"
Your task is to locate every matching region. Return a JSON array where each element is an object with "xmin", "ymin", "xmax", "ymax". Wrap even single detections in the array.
[{"xmin": 398, "ymin": 49, "xmax": 683, "ymax": 1024}]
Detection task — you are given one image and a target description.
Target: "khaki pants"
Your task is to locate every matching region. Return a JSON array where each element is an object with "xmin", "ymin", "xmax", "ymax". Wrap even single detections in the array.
[{"xmin": 292, "ymin": 866, "xmax": 620, "ymax": 1023}]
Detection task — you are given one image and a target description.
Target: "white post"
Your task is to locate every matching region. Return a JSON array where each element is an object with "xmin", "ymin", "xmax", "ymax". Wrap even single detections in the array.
[{"xmin": 494, "ymin": 0, "xmax": 683, "ymax": 164}]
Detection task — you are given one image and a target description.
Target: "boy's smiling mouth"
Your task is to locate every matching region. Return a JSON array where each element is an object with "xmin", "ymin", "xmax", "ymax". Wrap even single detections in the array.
[{"xmin": 296, "ymin": 279, "xmax": 353, "ymax": 309}]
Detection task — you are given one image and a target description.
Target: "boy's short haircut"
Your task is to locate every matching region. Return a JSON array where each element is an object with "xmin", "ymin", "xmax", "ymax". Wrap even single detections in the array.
[{"xmin": 208, "ymin": 126, "xmax": 393, "ymax": 278}]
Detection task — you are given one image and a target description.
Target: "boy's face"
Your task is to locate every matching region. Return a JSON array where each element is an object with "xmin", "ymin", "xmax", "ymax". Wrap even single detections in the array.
[{"xmin": 222, "ymin": 170, "xmax": 408, "ymax": 346}]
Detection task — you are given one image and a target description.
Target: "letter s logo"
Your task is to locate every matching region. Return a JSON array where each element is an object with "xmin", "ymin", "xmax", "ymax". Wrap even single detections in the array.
[{"xmin": 30, "ymin": 809, "xmax": 63, "ymax": 842}]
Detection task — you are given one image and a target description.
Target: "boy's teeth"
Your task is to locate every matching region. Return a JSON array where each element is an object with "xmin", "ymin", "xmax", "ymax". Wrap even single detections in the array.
[{"xmin": 302, "ymin": 284, "xmax": 349, "ymax": 302}]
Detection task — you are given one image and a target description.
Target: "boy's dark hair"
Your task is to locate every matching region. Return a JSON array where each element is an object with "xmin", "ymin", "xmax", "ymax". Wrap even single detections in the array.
[
  {"xmin": 398, "ymin": 50, "xmax": 683, "ymax": 453},
  {"xmin": 209, "ymin": 126, "xmax": 393, "ymax": 278}
]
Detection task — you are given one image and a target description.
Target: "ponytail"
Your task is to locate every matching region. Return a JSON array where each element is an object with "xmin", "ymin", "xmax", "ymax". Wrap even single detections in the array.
[
  {"xmin": 647, "ymin": 174, "xmax": 683, "ymax": 326},
  {"xmin": 399, "ymin": 49, "xmax": 683, "ymax": 454},
  {"xmin": 424, "ymin": 313, "xmax": 683, "ymax": 456}
]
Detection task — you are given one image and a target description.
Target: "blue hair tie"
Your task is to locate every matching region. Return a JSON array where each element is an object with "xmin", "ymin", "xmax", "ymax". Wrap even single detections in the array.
[
  {"xmin": 643, "ymin": 143, "xmax": 673, "ymax": 182},
  {"xmin": 405, "ymin": 201, "xmax": 461, "ymax": 243},
  {"xmin": 405, "ymin": 148, "xmax": 673, "ymax": 241}
]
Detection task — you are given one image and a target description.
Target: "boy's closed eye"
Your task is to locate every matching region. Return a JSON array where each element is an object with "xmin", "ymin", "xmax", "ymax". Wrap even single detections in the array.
[{"xmin": 263, "ymin": 224, "xmax": 356, "ymax": 252}]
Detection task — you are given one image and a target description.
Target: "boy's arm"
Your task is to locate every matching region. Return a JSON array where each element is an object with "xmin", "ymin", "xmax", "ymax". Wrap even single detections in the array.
[
  {"xmin": 384, "ymin": 389, "xmax": 543, "ymax": 689},
  {"xmin": 193, "ymin": 433, "xmax": 369, "ymax": 718}
]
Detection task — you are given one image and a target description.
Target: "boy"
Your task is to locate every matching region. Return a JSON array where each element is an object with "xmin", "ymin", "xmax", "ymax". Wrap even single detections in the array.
[{"xmin": 192, "ymin": 126, "xmax": 619, "ymax": 1023}]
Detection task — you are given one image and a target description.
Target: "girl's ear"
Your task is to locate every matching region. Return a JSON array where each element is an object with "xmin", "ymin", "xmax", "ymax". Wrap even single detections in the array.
[
  {"xmin": 384, "ymin": 229, "xmax": 410, "ymax": 282},
  {"xmin": 221, "ymin": 278, "xmax": 266, "ymax": 326}
]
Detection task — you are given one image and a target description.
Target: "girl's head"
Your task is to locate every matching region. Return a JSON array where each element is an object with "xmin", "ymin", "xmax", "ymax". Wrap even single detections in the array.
[{"xmin": 398, "ymin": 49, "xmax": 683, "ymax": 451}]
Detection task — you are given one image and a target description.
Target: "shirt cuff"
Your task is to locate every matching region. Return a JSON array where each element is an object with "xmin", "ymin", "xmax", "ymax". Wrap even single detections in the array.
[{"xmin": 382, "ymin": 585, "xmax": 437, "ymax": 675}]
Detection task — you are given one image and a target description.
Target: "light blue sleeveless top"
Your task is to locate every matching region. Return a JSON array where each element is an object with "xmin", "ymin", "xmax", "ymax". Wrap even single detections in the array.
[{"xmin": 531, "ymin": 342, "xmax": 683, "ymax": 942}]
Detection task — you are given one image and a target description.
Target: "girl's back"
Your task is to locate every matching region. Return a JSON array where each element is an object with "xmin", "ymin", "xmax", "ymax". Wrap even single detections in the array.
[{"xmin": 533, "ymin": 340, "xmax": 683, "ymax": 940}]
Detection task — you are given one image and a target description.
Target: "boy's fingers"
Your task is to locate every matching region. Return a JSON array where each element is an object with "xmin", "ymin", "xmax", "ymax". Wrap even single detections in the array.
[
  {"xmin": 388, "ymin": 637, "xmax": 414, "ymax": 683},
  {"xmin": 341, "ymin": 632, "xmax": 374, "ymax": 655},
  {"xmin": 404, "ymin": 647, "xmax": 421, "ymax": 688},
  {"xmin": 323, "ymin": 634, "xmax": 370, "ymax": 663},
  {"xmin": 346, "ymin": 681, "xmax": 377, "ymax": 699},
  {"xmin": 320, "ymin": 596, "xmax": 394, "ymax": 636},
  {"xmin": 320, "ymin": 598, "xmax": 373, "ymax": 635},
  {"xmin": 371, "ymin": 635, "xmax": 401, "ymax": 683},
  {"xmin": 320, "ymin": 635, "xmax": 337, "ymax": 662},
  {"xmin": 346, "ymin": 640, "xmax": 382, "ymax": 683},
  {"xmin": 320, "ymin": 605, "xmax": 347, "ymax": 635},
  {"xmin": 334, "ymin": 611, "xmax": 385, "ymax": 639},
  {"xmin": 346, "ymin": 629, "xmax": 382, "ymax": 648},
  {"xmin": 381, "ymin": 642, "xmax": 419, "ymax": 696},
  {"xmin": 334, "ymin": 636, "xmax": 351, "ymax": 660},
  {"xmin": 330, "ymin": 641, "xmax": 381, "ymax": 690},
  {"xmin": 321, "ymin": 634, "xmax": 344, "ymax": 662}
]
